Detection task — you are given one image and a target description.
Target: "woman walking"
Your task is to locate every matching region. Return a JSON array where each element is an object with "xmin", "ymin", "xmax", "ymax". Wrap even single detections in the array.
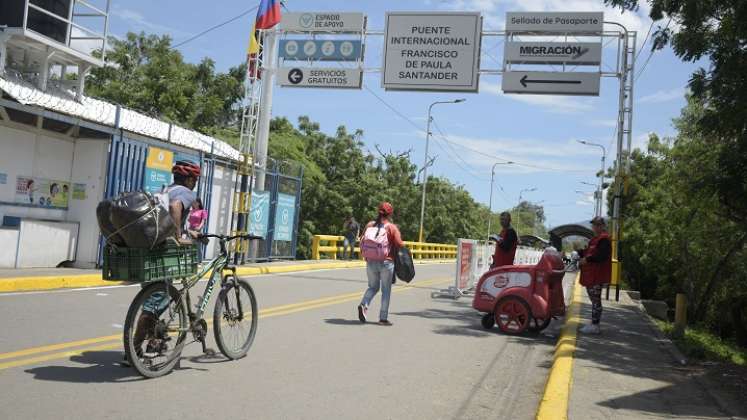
[{"xmin": 357, "ymin": 202, "xmax": 404, "ymax": 326}]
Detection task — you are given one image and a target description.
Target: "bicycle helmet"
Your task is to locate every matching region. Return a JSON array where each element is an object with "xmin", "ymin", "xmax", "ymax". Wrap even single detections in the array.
[{"xmin": 172, "ymin": 160, "xmax": 201, "ymax": 177}]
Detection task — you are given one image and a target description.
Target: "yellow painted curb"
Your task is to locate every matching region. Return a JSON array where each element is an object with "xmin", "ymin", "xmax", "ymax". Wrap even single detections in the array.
[
  {"xmin": 0, "ymin": 259, "xmax": 456, "ymax": 293},
  {"xmin": 536, "ymin": 273, "xmax": 582, "ymax": 420}
]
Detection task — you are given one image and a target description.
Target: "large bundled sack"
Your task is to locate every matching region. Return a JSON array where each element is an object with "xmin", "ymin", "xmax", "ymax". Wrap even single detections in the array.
[
  {"xmin": 107, "ymin": 191, "xmax": 176, "ymax": 248},
  {"xmin": 394, "ymin": 247, "xmax": 415, "ymax": 283},
  {"xmin": 96, "ymin": 199, "xmax": 125, "ymax": 246}
]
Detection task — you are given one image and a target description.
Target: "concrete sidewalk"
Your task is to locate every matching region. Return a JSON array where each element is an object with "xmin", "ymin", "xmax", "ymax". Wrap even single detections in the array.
[{"xmin": 569, "ymin": 288, "xmax": 747, "ymax": 419}]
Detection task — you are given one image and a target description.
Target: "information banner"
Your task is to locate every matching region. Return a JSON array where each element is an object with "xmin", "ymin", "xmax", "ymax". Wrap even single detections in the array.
[
  {"xmin": 457, "ymin": 239, "xmax": 474, "ymax": 290},
  {"xmin": 280, "ymin": 39, "xmax": 363, "ymax": 61},
  {"xmin": 144, "ymin": 146, "xmax": 174, "ymax": 194},
  {"xmin": 15, "ymin": 176, "xmax": 70, "ymax": 208},
  {"xmin": 382, "ymin": 11, "xmax": 481, "ymax": 92},
  {"xmin": 279, "ymin": 67, "xmax": 362, "ymax": 89},
  {"xmin": 281, "ymin": 12, "xmax": 365, "ymax": 33},
  {"xmin": 250, "ymin": 190, "xmax": 270, "ymax": 238},
  {"xmin": 273, "ymin": 193, "xmax": 296, "ymax": 242},
  {"xmin": 72, "ymin": 183, "xmax": 87, "ymax": 200},
  {"xmin": 506, "ymin": 12, "xmax": 603, "ymax": 33},
  {"xmin": 502, "ymin": 71, "xmax": 600, "ymax": 96}
]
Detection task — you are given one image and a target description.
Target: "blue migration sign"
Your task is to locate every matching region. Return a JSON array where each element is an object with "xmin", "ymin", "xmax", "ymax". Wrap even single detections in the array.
[
  {"xmin": 279, "ymin": 39, "xmax": 363, "ymax": 62},
  {"xmin": 249, "ymin": 190, "xmax": 271, "ymax": 238},
  {"xmin": 273, "ymin": 193, "xmax": 297, "ymax": 242}
]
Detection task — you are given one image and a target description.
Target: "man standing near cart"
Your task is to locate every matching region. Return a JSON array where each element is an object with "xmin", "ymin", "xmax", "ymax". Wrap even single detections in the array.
[
  {"xmin": 578, "ymin": 216, "xmax": 612, "ymax": 334},
  {"xmin": 490, "ymin": 212, "xmax": 518, "ymax": 268}
]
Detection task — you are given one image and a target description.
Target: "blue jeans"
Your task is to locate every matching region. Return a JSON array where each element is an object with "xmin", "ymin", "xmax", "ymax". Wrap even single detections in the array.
[
  {"xmin": 360, "ymin": 260, "xmax": 394, "ymax": 321},
  {"xmin": 343, "ymin": 235, "xmax": 356, "ymax": 259}
]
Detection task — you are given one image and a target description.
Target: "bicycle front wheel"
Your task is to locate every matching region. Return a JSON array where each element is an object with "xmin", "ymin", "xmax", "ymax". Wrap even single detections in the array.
[
  {"xmin": 213, "ymin": 276, "xmax": 258, "ymax": 360},
  {"xmin": 123, "ymin": 281, "xmax": 188, "ymax": 378}
]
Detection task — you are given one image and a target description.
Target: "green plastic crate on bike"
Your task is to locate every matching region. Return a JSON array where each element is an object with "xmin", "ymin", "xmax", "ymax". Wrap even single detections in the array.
[{"xmin": 102, "ymin": 242, "xmax": 198, "ymax": 282}]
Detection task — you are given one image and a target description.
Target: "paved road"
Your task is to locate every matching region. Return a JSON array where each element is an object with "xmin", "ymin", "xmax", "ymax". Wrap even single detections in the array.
[{"xmin": 0, "ymin": 264, "xmax": 572, "ymax": 419}]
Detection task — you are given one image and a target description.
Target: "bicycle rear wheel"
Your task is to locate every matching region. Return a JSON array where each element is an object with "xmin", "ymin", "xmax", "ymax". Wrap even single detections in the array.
[
  {"xmin": 123, "ymin": 281, "xmax": 188, "ymax": 378},
  {"xmin": 213, "ymin": 276, "xmax": 258, "ymax": 360}
]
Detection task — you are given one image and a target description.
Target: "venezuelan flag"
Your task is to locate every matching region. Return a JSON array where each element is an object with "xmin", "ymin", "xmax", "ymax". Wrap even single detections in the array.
[
  {"xmin": 255, "ymin": 0, "xmax": 281, "ymax": 30},
  {"xmin": 246, "ymin": 1, "xmax": 281, "ymax": 79}
]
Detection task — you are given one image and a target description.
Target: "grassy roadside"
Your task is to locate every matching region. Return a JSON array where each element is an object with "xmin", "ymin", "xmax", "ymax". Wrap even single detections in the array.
[{"xmin": 652, "ymin": 319, "xmax": 747, "ymax": 366}]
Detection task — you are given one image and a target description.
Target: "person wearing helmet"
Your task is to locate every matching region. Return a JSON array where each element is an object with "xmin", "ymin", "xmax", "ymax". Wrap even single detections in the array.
[
  {"xmin": 122, "ymin": 160, "xmax": 201, "ymax": 367},
  {"xmin": 357, "ymin": 202, "xmax": 404, "ymax": 326},
  {"xmin": 168, "ymin": 160, "xmax": 201, "ymax": 242}
]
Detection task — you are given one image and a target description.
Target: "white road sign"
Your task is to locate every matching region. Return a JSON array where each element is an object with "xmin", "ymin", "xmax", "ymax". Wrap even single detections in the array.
[
  {"xmin": 281, "ymin": 12, "xmax": 366, "ymax": 33},
  {"xmin": 382, "ymin": 12, "xmax": 482, "ymax": 92},
  {"xmin": 502, "ymin": 71, "xmax": 600, "ymax": 96},
  {"xmin": 506, "ymin": 12, "xmax": 603, "ymax": 33},
  {"xmin": 279, "ymin": 68, "xmax": 362, "ymax": 89},
  {"xmin": 505, "ymin": 41, "xmax": 602, "ymax": 65}
]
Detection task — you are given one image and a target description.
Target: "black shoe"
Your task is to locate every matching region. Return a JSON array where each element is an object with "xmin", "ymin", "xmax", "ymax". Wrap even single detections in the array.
[
  {"xmin": 379, "ymin": 319, "xmax": 393, "ymax": 326},
  {"xmin": 357, "ymin": 305, "xmax": 367, "ymax": 323}
]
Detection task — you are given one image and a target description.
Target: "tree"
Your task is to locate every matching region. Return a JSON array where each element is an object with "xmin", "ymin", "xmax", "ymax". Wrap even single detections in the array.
[
  {"xmin": 87, "ymin": 32, "xmax": 245, "ymax": 136},
  {"xmin": 604, "ymin": 0, "xmax": 747, "ymax": 225}
]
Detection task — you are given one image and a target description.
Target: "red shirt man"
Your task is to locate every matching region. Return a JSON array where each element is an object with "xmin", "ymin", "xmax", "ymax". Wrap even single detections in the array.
[{"xmin": 491, "ymin": 212, "xmax": 518, "ymax": 268}]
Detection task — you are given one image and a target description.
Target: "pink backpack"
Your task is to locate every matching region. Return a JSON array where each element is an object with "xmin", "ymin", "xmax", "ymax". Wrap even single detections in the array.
[{"xmin": 360, "ymin": 223, "xmax": 390, "ymax": 261}]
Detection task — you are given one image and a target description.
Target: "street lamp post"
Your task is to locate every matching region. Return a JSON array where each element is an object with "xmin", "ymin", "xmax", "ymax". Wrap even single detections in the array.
[
  {"xmin": 577, "ymin": 140, "xmax": 607, "ymax": 217},
  {"xmin": 486, "ymin": 161, "xmax": 514, "ymax": 240},
  {"xmin": 418, "ymin": 98, "xmax": 465, "ymax": 243},
  {"xmin": 516, "ymin": 187, "xmax": 537, "ymax": 236}
]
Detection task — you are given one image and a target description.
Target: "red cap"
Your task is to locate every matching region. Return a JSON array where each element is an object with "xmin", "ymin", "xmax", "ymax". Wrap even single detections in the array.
[{"xmin": 378, "ymin": 202, "xmax": 393, "ymax": 216}]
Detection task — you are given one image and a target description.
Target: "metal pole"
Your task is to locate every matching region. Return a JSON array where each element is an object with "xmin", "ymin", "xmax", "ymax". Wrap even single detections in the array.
[
  {"xmin": 487, "ymin": 161, "xmax": 513, "ymax": 240},
  {"xmin": 418, "ymin": 99, "xmax": 465, "ymax": 243},
  {"xmin": 254, "ymin": 29, "xmax": 278, "ymax": 190},
  {"xmin": 418, "ymin": 104, "xmax": 433, "ymax": 243}
]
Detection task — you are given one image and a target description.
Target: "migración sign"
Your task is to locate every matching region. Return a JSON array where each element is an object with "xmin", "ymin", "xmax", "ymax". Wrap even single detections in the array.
[
  {"xmin": 502, "ymin": 71, "xmax": 600, "ymax": 96},
  {"xmin": 505, "ymin": 41, "xmax": 602, "ymax": 65},
  {"xmin": 281, "ymin": 12, "xmax": 366, "ymax": 33},
  {"xmin": 278, "ymin": 67, "xmax": 363, "ymax": 89},
  {"xmin": 382, "ymin": 11, "xmax": 482, "ymax": 92},
  {"xmin": 506, "ymin": 12, "xmax": 604, "ymax": 33}
]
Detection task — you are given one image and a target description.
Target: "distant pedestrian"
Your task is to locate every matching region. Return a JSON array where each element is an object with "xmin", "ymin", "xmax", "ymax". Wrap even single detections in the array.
[
  {"xmin": 490, "ymin": 212, "xmax": 518, "ymax": 268},
  {"xmin": 187, "ymin": 198, "xmax": 208, "ymax": 240},
  {"xmin": 342, "ymin": 215, "xmax": 360, "ymax": 260},
  {"xmin": 357, "ymin": 202, "xmax": 404, "ymax": 326},
  {"xmin": 578, "ymin": 216, "xmax": 612, "ymax": 334}
]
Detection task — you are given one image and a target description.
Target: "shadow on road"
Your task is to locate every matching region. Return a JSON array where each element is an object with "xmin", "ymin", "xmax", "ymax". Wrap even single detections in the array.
[
  {"xmin": 324, "ymin": 318, "xmax": 365, "ymax": 326},
  {"xmin": 24, "ymin": 351, "xmax": 210, "ymax": 383}
]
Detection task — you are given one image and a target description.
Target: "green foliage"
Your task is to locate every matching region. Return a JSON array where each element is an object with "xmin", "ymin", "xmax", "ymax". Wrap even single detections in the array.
[
  {"xmin": 620, "ymin": 98, "xmax": 747, "ymax": 346},
  {"xmin": 604, "ymin": 0, "xmax": 747, "ymax": 225},
  {"xmin": 268, "ymin": 116, "xmax": 524, "ymax": 258},
  {"xmin": 654, "ymin": 320, "xmax": 747, "ymax": 366},
  {"xmin": 87, "ymin": 32, "xmax": 245, "ymax": 133}
]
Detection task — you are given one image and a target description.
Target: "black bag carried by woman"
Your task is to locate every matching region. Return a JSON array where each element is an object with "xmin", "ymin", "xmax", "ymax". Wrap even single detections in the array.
[{"xmin": 394, "ymin": 247, "xmax": 415, "ymax": 283}]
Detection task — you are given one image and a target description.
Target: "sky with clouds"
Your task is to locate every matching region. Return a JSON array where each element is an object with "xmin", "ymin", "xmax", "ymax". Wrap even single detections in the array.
[{"xmin": 105, "ymin": 0, "xmax": 700, "ymax": 230}]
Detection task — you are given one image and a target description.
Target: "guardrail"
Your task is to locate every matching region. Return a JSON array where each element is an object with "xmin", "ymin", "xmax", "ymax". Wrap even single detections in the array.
[{"xmin": 311, "ymin": 235, "xmax": 457, "ymax": 260}]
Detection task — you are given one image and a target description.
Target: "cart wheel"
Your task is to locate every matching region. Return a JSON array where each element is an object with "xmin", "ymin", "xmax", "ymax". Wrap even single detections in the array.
[
  {"xmin": 494, "ymin": 296, "xmax": 531, "ymax": 335},
  {"xmin": 481, "ymin": 313, "xmax": 495, "ymax": 330},
  {"xmin": 528, "ymin": 317, "xmax": 551, "ymax": 333}
]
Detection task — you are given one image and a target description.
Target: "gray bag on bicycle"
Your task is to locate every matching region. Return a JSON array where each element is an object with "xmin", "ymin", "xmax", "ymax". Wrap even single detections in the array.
[{"xmin": 109, "ymin": 191, "xmax": 176, "ymax": 248}]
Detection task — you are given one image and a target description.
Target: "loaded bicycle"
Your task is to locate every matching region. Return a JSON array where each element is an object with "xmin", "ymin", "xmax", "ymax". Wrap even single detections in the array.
[{"xmin": 103, "ymin": 233, "xmax": 261, "ymax": 378}]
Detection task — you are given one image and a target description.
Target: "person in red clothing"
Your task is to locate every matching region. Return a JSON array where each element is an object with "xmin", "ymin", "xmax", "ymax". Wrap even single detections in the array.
[
  {"xmin": 490, "ymin": 212, "xmax": 518, "ymax": 268},
  {"xmin": 357, "ymin": 202, "xmax": 405, "ymax": 326},
  {"xmin": 578, "ymin": 216, "xmax": 612, "ymax": 334}
]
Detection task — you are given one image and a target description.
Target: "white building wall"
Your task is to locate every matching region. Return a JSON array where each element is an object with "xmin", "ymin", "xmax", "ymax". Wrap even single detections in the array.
[{"xmin": 67, "ymin": 139, "xmax": 108, "ymax": 268}]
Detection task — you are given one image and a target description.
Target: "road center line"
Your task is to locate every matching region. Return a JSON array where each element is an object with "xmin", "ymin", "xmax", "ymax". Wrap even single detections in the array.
[{"xmin": 0, "ymin": 277, "xmax": 449, "ymax": 370}]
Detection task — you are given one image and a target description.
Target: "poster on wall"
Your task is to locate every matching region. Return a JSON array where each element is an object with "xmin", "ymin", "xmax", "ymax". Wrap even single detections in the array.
[
  {"xmin": 144, "ymin": 146, "xmax": 174, "ymax": 194},
  {"xmin": 72, "ymin": 183, "xmax": 87, "ymax": 200},
  {"xmin": 273, "ymin": 193, "xmax": 297, "ymax": 242},
  {"xmin": 249, "ymin": 190, "xmax": 270, "ymax": 238},
  {"xmin": 15, "ymin": 176, "xmax": 70, "ymax": 208}
]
